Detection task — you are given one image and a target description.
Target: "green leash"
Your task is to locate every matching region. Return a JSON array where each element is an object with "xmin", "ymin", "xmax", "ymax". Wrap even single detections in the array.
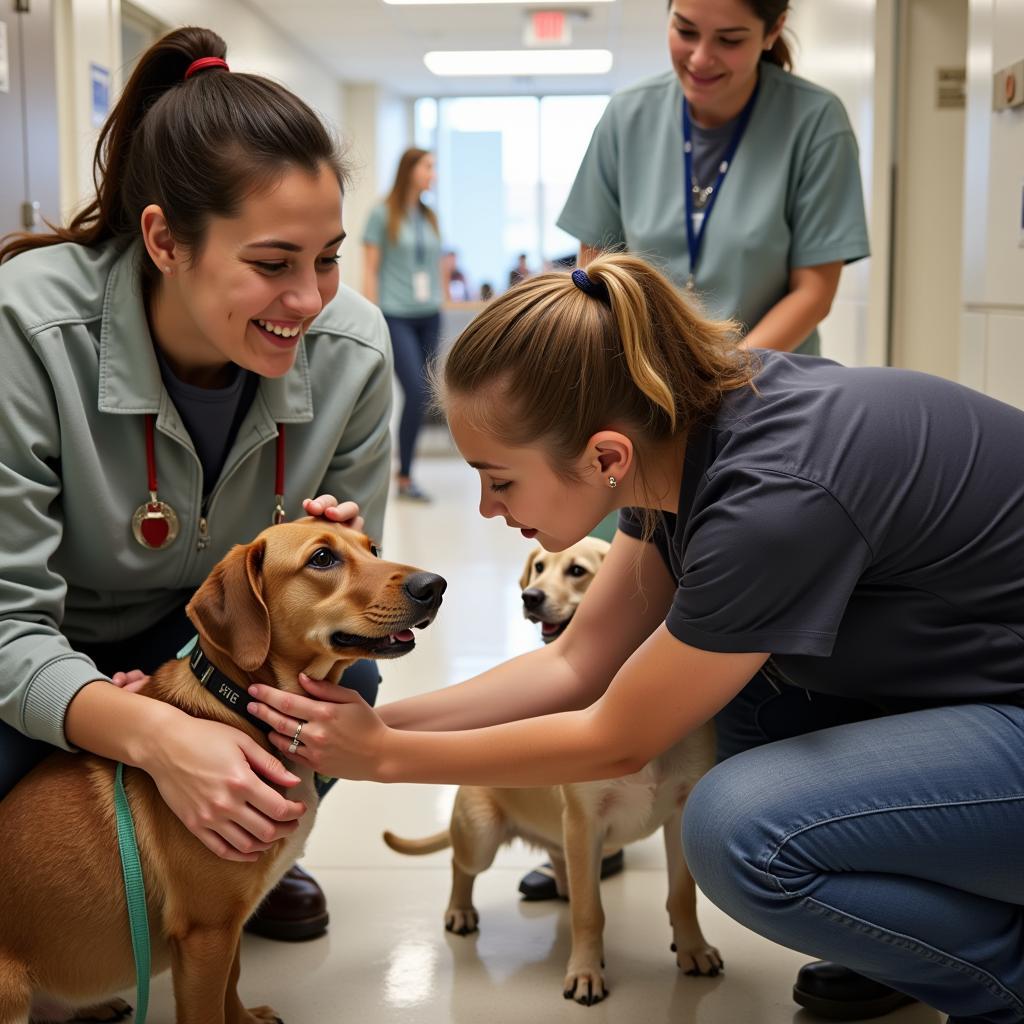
[{"xmin": 114, "ymin": 762, "xmax": 150, "ymax": 1024}]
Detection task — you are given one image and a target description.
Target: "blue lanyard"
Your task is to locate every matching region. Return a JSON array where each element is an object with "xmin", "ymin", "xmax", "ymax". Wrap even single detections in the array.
[
  {"xmin": 682, "ymin": 79, "xmax": 760, "ymax": 290},
  {"xmin": 412, "ymin": 210, "xmax": 426, "ymax": 266}
]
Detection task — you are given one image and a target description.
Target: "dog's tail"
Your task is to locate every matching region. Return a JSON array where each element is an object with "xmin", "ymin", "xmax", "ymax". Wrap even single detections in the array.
[{"xmin": 382, "ymin": 829, "xmax": 451, "ymax": 855}]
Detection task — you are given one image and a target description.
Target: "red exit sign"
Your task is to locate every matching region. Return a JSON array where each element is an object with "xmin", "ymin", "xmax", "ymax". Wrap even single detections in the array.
[{"xmin": 525, "ymin": 10, "xmax": 571, "ymax": 46}]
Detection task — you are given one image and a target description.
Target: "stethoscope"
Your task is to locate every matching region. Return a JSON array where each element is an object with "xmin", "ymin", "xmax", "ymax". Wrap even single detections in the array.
[{"xmin": 132, "ymin": 414, "xmax": 285, "ymax": 550}]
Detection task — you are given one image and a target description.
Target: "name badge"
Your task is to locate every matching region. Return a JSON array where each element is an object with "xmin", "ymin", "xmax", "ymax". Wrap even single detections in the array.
[{"xmin": 412, "ymin": 270, "xmax": 431, "ymax": 303}]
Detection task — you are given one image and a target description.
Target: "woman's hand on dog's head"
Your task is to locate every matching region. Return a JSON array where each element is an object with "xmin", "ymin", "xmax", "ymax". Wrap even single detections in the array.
[{"xmin": 302, "ymin": 494, "xmax": 364, "ymax": 534}]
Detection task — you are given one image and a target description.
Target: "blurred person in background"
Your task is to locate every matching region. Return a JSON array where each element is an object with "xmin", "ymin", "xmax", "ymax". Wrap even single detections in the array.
[
  {"xmin": 444, "ymin": 250, "xmax": 470, "ymax": 302},
  {"xmin": 507, "ymin": 252, "xmax": 532, "ymax": 290},
  {"xmin": 364, "ymin": 148, "xmax": 446, "ymax": 502}
]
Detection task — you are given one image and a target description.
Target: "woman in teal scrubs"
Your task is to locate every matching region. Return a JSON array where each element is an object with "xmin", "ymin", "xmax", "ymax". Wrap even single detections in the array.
[
  {"xmin": 558, "ymin": 0, "xmax": 868, "ymax": 357},
  {"xmin": 363, "ymin": 149, "xmax": 445, "ymax": 502}
]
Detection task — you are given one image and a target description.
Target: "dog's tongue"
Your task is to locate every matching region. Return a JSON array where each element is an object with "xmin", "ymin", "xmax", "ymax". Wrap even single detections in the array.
[
  {"xmin": 393, "ymin": 629, "xmax": 415, "ymax": 642},
  {"xmin": 541, "ymin": 622, "xmax": 560, "ymax": 636}
]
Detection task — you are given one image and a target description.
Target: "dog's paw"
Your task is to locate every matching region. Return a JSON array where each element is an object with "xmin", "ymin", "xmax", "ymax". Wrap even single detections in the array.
[
  {"xmin": 68, "ymin": 998, "xmax": 133, "ymax": 1023},
  {"xmin": 444, "ymin": 907, "xmax": 479, "ymax": 936},
  {"xmin": 243, "ymin": 1006, "xmax": 283, "ymax": 1023},
  {"xmin": 671, "ymin": 939, "xmax": 724, "ymax": 977},
  {"xmin": 563, "ymin": 967, "xmax": 608, "ymax": 1006}
]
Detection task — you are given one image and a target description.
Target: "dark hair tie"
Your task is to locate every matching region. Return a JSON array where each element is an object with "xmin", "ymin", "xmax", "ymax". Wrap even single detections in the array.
[
  {"xmin": 184, "ymin": 57, "xmax": 230, "ymax": 80},
  {"xmin": 571, "ymin": 267, "xmax": 609, "ymax": 303}
]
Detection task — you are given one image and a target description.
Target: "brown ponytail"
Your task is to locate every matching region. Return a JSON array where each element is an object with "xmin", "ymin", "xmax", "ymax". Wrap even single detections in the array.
[
  {"xmin": 748, "ymin": 1, "xmax": 793, "ymax": 70},
  {"xmin": 385, "ymin": 148, "xmax": 439, "ymax": 246},
  {"xmin": 438, "ymin": 253, "xmax": 755, "ymax": 514},
  {"xmin": 0, "ymin": 26, "xmax": 349, "ymax": 268}
]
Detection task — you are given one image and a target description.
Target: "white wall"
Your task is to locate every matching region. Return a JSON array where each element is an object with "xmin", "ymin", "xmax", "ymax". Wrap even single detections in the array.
[
  {"xmin": 127, "ymin": 0, "xmax": 344, "ymax": 125},
  {"xmin": 961, "ymin": 0, "xmax": 1024, "ymax": 409},
  {"xmin": 340, "ymin": 84, "xmax": 415, "ymax": 293},
  {"xmin": 56, "ymin": 0, "xmax": 346, "ymax": 222},
  {"xmin": 786, "ymin": 0, "xmax": 882, "ymax": 367},
  {"xmin": 55, "ymin": 0, "xmax": 122, "ymax": 219}
]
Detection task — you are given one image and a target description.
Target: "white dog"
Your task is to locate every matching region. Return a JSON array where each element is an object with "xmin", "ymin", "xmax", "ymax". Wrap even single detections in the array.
[{"xmin": 383, "ymin": 536, "xmax": 721, "ymax": 1005}]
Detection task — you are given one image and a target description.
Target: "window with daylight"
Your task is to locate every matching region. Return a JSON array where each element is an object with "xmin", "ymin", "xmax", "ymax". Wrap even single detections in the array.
[{"xmin": 414, "ymin": 94, "xmax": 609, "ymax": 301}]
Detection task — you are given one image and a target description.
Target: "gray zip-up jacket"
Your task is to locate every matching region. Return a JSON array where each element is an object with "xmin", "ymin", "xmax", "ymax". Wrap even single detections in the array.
[{"xmin": 0, "ymin": 239, "xmax": 393, "ymax": 750}]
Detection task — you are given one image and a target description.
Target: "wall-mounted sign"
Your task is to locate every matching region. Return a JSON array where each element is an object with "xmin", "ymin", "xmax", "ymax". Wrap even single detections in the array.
[
  {"xmin": 936, "ymin": 67, "xmax": 965, "ymax": 109},
  {"xmin": 90, "ymin": 62, "xmax": 110, "ymax": 127}
]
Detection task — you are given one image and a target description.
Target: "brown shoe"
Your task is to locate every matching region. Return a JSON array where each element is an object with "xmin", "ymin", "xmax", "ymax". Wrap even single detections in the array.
[{"xmin": 243, "ymin": 864, "xmax": 329, "ymax": 942}]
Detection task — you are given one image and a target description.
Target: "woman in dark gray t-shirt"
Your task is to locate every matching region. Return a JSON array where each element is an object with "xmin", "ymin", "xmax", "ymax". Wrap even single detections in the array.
[{"xmin": 249, "ymin": 252, "xmax": 1024, "ymax": 1024}]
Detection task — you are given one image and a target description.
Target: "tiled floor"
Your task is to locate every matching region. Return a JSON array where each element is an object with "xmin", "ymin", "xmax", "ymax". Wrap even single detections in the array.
[{"xmin": 128, "ymin": 444, "xmax": 945, "ymax": 1024}]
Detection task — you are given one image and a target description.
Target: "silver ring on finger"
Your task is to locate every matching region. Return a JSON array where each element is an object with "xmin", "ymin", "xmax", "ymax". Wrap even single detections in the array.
[{"xmin": 287, "ymin": 721, "xmax": 304, "ymax": 755}]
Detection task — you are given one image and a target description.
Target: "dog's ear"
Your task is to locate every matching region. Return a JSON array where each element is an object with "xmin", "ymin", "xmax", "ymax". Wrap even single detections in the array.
[
  {"xmin": 520, "ymin": 546, "xmax": 542, "ymax": 590},
  {"xmin": 186, "ymin": 539, "xmax": 270, "ymax": 673}
]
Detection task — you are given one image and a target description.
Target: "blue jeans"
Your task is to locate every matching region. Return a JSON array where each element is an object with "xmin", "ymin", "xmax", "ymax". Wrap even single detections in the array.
[
  {"xmin": 385, "ymin": 312, "xmax": 441, "ymax": 478},
  {"xmin": 0, "ymin": 600, "xmax": 380, "ymax": 802},
  {"xmin": 687, "ymin": 683, "xmax": 1024, "ymax": 1024}
]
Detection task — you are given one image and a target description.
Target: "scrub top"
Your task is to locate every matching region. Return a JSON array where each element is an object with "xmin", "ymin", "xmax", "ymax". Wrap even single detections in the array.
[
  {"xmin": 557, "ymin": 63, "xmax": 870, "ymax": 354},
  {"xmin": 619, "ymin": 351, "xmax": 1024, "ymax": 711},
  {"xmin": 363, "ymin": 202, "xmax": 443, "ymax": 319}
]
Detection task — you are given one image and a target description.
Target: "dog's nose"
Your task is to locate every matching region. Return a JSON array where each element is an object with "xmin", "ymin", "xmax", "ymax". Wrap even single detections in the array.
[
  {"xmin": 521, "ymin": 588, "xmax": 545, "ymax": 611},
  {"xmin": 404, "ymin": 572, "xmax": 447, "ymax": 609}
]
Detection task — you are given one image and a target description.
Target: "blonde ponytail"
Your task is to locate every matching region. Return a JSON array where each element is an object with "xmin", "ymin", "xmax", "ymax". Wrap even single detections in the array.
[
  {"xmin": 586, "ymin": 262, "xmax": 679, "ymax": 432},
  {"xmin": 439, "ymin": 251, "xmax": 754, "ymax": 485}
]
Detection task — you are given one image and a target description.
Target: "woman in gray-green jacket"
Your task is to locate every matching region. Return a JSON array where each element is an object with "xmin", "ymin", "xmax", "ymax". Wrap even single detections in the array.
[{"xmin": 0, "ymin": 26, "xmax": 392, "ymax": 942}]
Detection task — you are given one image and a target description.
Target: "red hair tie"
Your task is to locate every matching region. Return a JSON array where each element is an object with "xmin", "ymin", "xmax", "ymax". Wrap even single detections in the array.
[{"xmin": 184, "ymin": 57, "xmax": 229, "ymax": 80}]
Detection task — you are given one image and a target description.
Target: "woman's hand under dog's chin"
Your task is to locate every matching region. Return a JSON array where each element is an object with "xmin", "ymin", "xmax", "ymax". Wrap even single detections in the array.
[{"xmin": 247, "ymin": 672, "xmax": 389, "ymax": 781}]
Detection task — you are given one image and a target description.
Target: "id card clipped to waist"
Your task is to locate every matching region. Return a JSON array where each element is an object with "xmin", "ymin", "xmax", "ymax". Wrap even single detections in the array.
[{"xmin": 412, "ymin": 271, "xmax": 431, "ymax": 304}]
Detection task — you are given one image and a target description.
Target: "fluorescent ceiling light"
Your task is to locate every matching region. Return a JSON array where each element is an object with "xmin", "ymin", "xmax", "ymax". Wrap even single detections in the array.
[
  {"xmin": 388, "ymin": 0, "xmax": 612, "ymax": 5},
  {"xmin": 425, "ymin": 49, "xmax": 613, "ymax": 76}
]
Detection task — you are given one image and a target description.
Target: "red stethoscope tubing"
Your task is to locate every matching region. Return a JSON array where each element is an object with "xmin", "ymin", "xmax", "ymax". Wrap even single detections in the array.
[{"xmin": 134, "ymin": 414, "xmax": 285, "ymax": 549}]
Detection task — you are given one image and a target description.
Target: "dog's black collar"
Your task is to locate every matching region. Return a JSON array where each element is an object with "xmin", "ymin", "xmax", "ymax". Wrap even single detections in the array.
[{"xmin": 184, "ymin": 638, "xmax": 271, "ymax": 735}]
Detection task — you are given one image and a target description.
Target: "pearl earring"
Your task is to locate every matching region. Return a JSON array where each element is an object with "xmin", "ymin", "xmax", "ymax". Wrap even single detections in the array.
[{"xmin": 608, "ymin": 476, "xmax": 617, "ymax": 489}]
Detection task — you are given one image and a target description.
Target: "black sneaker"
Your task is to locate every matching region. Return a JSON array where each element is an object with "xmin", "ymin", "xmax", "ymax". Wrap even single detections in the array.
[
  {"xmin": 793, "ymin": 961, "xmax": 917, "ymax": 1020},
  {"xmin": 518, "ymin": 849, "xmax": 625, "ymax": 901}
]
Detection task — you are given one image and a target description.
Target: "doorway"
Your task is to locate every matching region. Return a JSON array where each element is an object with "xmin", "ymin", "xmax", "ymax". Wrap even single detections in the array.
[
  {"xmin": 0, "ymin": 0, "xmax": 59, "ymax": 240},
  {"xmin": 889, "ymin": 0, "xmax": 969, "ymax": 379}
]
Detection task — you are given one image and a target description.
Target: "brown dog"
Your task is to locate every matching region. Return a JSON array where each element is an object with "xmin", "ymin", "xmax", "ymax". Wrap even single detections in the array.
[
  {"xmin": 0, "ymin": 519, "xmax": 444, "ymax": 1024},
  {"xmin": 383, "ymin": 537, "xmax": 719, "ymax": 1006}
]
